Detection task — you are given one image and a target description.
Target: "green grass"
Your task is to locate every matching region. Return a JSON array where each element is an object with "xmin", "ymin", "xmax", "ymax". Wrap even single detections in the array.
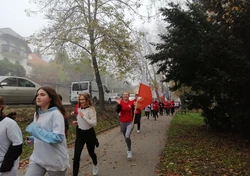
[{"xmin": 156, "ymin": 112, "xmax": 250, "ymax": 176}]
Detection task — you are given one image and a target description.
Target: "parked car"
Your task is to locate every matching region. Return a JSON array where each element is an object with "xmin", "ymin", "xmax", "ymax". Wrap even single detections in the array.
[
  {"xmin": 108, "ymin": 93, "xmax": 122, "ymax": 104},
  {"xmin": 0, "ymin": 76, "xmax": 41, "ymax": 104},
  {"xmin": 129, "ymin": 93, "xmax": 136, "ymax": 101}
]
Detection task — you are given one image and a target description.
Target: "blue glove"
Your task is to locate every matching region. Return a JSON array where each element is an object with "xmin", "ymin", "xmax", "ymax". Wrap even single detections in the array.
[{"xmin": 26, "ymin": 122, "xmax": 64, "ymax": 144}]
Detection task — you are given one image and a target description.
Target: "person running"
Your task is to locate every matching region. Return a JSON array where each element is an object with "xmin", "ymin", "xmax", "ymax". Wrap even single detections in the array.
[
  {"xmin": 25, "ymin": 86, "xmax": 70, "ymax": 176},
  {"xmin": 152, "ymin": 100, "xmax": 159, "ymax": 120},
  {"xmin": 71, "ymin": 102, "xmax": 99, "ymax": 148},
  {"xmin": 164, "ymin": 100, "xmax": 170, "ymax": 115},
  {"xmin": 170, "ymin": 99, "xmax": 175, "ymax": 116},
  {"xmin": 0, "ymin": 96, "xmax": 23, "ymax": 176},
  {"xmin": 144, "ymin": 104, "xmax": 151, "ymax": 119},
  {"xmin": 71, "ymin": 93, "xmax": 98, "ymax": 176},
  {"xmin": 115, "ymin": 92, "xmax": 134, "ymax": 159},
  {"xmin": 133, "ymin": 94, "xmax": 142, "ymax": 133},
  {"xmin": 150, "ymin": 102, "xmax": 154, "ymax": 117},
  {"xmin": 159, "ymin": 100, "xmax": 164, "ymax": 116}
]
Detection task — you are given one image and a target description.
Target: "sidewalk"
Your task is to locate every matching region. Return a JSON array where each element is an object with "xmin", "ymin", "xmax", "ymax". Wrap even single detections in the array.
[{"xmin": 18, "ymin": 114, "xmax": 172, "ymax": 176}]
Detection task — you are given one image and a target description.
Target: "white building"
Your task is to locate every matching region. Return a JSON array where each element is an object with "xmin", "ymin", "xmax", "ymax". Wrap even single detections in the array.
[{"xmin": 0, "ymin": 27, "xmax": 32, "ymax": 74}]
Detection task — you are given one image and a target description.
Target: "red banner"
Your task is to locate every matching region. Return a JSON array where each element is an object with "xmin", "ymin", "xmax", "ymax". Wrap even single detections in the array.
[{"xmin": 137, "ymin": 83, "xmax": 152, "ymax": 110}]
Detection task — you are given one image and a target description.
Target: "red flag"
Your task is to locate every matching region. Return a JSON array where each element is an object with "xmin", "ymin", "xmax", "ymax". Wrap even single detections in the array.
[{"xmin": 136, "ymin": 83, "xmax": 152, "ymax": 110}]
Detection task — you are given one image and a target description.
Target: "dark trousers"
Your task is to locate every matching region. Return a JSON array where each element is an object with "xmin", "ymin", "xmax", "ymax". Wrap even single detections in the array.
[
  {"xmin": 159, "ymin": 107, "xmax": 163, "ymax": 115},
  {"xmin": 145, "ymin": 111, "xmax": 150, "ymax": 119},
  {"xmin": 153, "ymin": 110, "xmax": 158, "ymax": 120},
  {"xmin": 73, "ymin": 127, "xmax": 97, "ymax": 176},
  {"xmin": 134, "ymin": 113, "xmax": 141, "ymax": 130},
  {"xmin": 165, "ymin": 108, "xmax": 170, "ymax": 115},
  {"xmin": 171, "ymin": 107, "xmax": 175, "ymax": 115}
]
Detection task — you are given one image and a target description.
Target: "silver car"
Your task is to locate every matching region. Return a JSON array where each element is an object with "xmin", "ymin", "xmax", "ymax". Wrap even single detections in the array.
[{"xmin": 0, "ymin": 76, "xmax": 41, "ymax": 104}]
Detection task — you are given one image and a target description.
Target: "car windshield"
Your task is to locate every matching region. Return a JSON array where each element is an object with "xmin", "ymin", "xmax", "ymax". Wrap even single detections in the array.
[
  {"xmin": 110, "ymin": 93, "xmax": 121, "ymax": 97},
  {"xmin": 130, "ymin": 94, "xmax": 135, "ymax": 97}
]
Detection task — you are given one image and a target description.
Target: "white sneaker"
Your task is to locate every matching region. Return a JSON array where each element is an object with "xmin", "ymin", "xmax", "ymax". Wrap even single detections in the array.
[
  {"xmin": 137, "ymin": 130, "xmax": 140, "ymax": 133},
  {"xmin": 127, "ymin": 151, "xmax": 132, "ymax": 159},
  {"xmin": 93, "ymin": 164, "xmax": 98, "ymax": 175}
]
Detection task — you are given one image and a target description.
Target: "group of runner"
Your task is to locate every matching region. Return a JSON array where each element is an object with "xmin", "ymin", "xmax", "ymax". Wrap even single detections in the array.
[
  {"xmin": 144, "ymin": 99, "xmax": 177, "ymax": 120},
  {"xmin": 0, "ymin": 88, "xmax": 179, "ymax": 176}
]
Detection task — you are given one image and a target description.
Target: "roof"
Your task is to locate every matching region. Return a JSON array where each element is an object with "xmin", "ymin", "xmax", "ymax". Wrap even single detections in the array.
[
  {"xmin": 27, "ymin": 53, "xmax": 48, "ymax": 66},
  {"xmin": 0, "ymin": 27, "xmax": 24, "ymax": 39},
  {"xmin": 0, "ymin": 27, "xmax": 32, "ymax": 53}
]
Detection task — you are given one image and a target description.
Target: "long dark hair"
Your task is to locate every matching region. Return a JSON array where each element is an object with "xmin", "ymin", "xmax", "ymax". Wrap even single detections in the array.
[
  {"xmin": 35, "ymin": 86, "xmax": 66, "ymax": 119},
  {"xmin": 0, "ymin": 96, "xmax": 4, "ymax": 118},
  {"xmin": 0, "ymin": 96, "xmax": 16, "ymax": 119}
]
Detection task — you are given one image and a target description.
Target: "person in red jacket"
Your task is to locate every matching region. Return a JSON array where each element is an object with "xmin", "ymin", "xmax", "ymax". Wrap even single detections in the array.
[
  {"xmin": 115, "ymin": 92, "xmax": 134, "ymax": 159},
  {"xmin": 170, "ymin": 99, "xmax": 175, "ymax": 116},
  {"xmin": 164, "ymin": 100, "xmax": 170, "ymax": 116},
  {"xmin": 152, "ymin": 100, "xmax": 159, "ymax": 120}
]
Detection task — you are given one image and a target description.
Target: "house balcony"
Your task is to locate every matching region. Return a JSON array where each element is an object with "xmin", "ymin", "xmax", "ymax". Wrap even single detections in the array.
[{"xmin": 1, "ymin": 44, "xmax": 28, "ymax": 58}]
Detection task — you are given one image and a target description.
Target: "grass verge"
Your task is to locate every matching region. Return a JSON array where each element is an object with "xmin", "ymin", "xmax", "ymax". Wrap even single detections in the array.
[{"xmin": 156, "ymin": 112, "xmax": 250, "ymax": 176}]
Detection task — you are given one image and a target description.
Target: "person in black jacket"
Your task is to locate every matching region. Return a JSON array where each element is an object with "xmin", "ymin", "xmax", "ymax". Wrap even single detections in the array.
[{"xmin": 0, "ymin": 96, "xmax": 23, "ymax": 176}]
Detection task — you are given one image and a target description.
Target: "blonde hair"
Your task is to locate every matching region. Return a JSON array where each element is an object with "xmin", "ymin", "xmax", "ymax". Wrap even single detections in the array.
[{"xmin": 78, "ymin": 93, "xmax": 95, "ymax": 110}]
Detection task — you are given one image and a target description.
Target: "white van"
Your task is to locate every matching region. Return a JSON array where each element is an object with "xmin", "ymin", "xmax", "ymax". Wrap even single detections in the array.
[{"xmin": 69, "ymin": 80, "xmax": 110, "ymax": 104}]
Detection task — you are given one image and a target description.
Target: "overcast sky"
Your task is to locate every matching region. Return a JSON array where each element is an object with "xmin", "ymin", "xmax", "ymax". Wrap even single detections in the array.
[
  {"xmin": 0, "ymin": 0, "xmax": 47, "ymax": 37},
  {"xmin": 0, "ymin": 0, "xmax": 162, "ymax": 38}
]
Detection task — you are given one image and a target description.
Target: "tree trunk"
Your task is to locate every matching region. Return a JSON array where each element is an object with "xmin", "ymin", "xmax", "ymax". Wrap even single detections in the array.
[
  {"xmin": 92, "ymin": 55, "xmax": 105, "ymax": 110},
  {"xmin": 90, "ymin": 31, "xmax": 105, "ymax": 110}
]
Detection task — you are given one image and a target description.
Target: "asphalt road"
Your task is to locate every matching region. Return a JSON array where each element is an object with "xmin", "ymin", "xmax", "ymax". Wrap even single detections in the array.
[{"xmin": 18, "ymin": 114, "xmax": 173, "ymax": 176}]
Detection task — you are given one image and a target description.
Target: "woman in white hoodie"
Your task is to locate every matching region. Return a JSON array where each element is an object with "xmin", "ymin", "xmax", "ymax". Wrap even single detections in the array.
[{"xmin": 25, "ymin": 86, "xmax": 70, "ymax": 176}]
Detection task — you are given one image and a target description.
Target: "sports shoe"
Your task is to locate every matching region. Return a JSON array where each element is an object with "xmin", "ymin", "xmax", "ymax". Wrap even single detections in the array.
[
  {"xmin": 93, "ymin": 164, "xmax": 98, "ymax": 175},
  {"xmin": 127, "ymin": 151, "xmax": 132, "ymax": 159},
  {"xmin": 137, "ymin": 130, "xmax": 140, "ymax": 133}
]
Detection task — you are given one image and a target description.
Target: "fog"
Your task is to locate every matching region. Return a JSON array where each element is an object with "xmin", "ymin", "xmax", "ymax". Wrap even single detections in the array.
[{"xmin": 0, "ymin": 0, "xmax": 178, "ymax": 103}]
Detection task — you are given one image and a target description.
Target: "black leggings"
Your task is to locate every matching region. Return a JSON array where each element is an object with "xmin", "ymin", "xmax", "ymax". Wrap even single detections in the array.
[
  {"xmin": 134, "ymin": 113, "xmax": 141, "ymax": 130},
  {"xmin": 145, "ymin": 111, "xmax": 150, "ymax": 119},
  {"xmin": 73, "ymin": 127, "xmax": 97, "ymax": 176}
]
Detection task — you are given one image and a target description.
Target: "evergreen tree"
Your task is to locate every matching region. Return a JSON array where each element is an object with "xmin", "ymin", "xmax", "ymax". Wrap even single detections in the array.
[{"xmin": 147, "ymin": 1, "xmax": 250, "ymax": 134}]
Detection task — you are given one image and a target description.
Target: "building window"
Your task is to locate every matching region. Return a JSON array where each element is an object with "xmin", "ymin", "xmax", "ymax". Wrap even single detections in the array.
[
  {"xmin": 15, "ymin": 44, "xmax": 20, "ymax": 55},
  {"xmin": 1, "ymin": 39, "xmax": 9, "ymax": 52}
]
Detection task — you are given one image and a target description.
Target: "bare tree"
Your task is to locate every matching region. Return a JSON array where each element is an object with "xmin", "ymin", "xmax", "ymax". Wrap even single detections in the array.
[
  {"xmin": 27, "ymin": 0, "xmax": 151, "ymax": 110},
  {"xmin": 130, "ymin": 29, "xmax": 162, "ymax": 99}
]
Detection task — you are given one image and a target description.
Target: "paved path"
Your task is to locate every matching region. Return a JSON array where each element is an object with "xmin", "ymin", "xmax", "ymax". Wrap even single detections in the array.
[{"xmin": 18, "ymin": 114, "xmax": 172, "ymax": 176}]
